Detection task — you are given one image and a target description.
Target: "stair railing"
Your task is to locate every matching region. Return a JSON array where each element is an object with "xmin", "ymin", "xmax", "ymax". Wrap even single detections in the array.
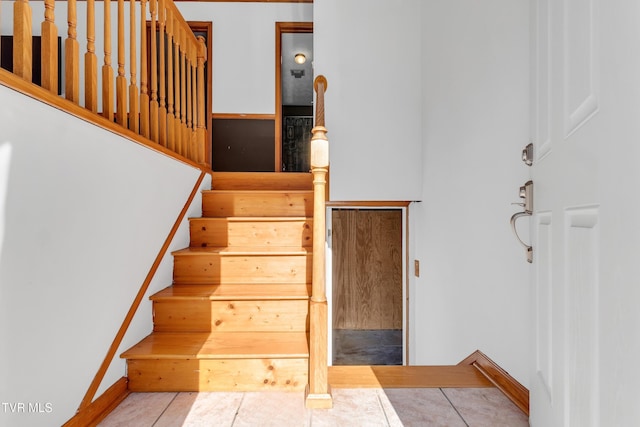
[
  {"xmin": 2, "ymin": 0, "xmax": 209, "ymax": 168},
  {"xmin": 306, "ymin": 75, "xmax": 333, "ymax": 409}
]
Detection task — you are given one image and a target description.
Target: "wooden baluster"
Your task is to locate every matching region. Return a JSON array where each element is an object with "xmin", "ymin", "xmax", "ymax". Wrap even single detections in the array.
[
  {"xmin": 116, "ymin": 0, "xmax": 127, "ymax": 126},
  {"xmin": 149, "ymin": 0, "xmax": 159, "ymax": 142},
  {"xmin": 196, "ymin": 36, "xmax": 207, "ymax": 166},
  {"xmin": 173, "ymin": 22, "xmax": 182, "ymax": 155},
  {"xmin": 181, "ymin": 29, "xmax": 188, "ymax": 158},
  {"xmin": 305, "ymin": 75, "xmax": 332, "ymax": 410},
  {"xmin": 139, "ymin": 0, "xmax": 149, "ymax": 137},
  {"xmin": 186, "ymin": 41, "xmax": 193, "ymax": 161},
  {"xmin": 166, "ymin": 11, "xmax": 175, "ymax": 151},
  {"xmin": 41, "ymin": 0, "xmax": 58, "ymax": 93},
  {"xmin": 128, "ymin": 0, "xmax": 139, "ymax": 132},
  {"xmin": 191, "ymin": 43, "xmax": 198, "ymax": 162},
  {"xmin": 13, "ymin": 0, "xmax": 32, "ymax": 82},
  {"xmin": 66, "ymin": 0, "xmax": 80, "ymax": 101},
  {"xmin": 85, "ymin": 0, "xmax": 98, "ymax": 112},
  {"xmin": 157, "ymin": 0, "xmax": 167, "ymax": 146},
  {"xmin": 102, "ymin": 0, "xmax": 114, "ymax": 121}
]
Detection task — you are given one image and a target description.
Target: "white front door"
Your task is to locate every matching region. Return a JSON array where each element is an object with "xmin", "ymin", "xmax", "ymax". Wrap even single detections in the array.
[{"xmin": 530, "ymin": 0, "xmax": 640, "ymax": 425}]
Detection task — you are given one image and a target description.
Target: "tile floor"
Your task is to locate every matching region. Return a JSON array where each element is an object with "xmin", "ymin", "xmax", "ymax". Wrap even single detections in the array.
[
  {"xmin": 99, "ymin": 387, "xmax": 529, "ymax": 426},
  {"xmin": 333, "ymin": 329, "xmax": 403, "ymax": 366}
]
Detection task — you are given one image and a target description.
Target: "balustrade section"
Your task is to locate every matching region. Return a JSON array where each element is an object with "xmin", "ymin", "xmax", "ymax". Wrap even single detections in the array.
[{"xmin": 2, "ymin": 0, "xmax": 209, "ymax": 167}]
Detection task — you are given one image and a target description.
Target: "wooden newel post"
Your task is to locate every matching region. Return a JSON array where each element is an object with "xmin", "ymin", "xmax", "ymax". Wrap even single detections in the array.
[
  {"xmin": 13, "ymin": 0, "xmax": 32, "ymax": 82},
  {"xmin": 305, "ymin": 75, "xmax": 333, "ymax": 409}
]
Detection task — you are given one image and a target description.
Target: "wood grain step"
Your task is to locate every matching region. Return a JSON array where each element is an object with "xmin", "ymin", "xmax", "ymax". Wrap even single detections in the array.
[
  {"xmin": 172, "ymin": 247, "xmax": 312, "ymax": 284},
  {"xmin": 211, "ymin": 172, "xmax": 313, "ymax": 191},
  {"xmin": 126, "ymin": 358, "xmax": 308, "ymax": 392},
  {"xmin": 202, "ymin": 190, "xmax": 313, "ymax": 218},
  {"xmin": 152, "ymin": 298, "xmax": 309, "ymax": 332},
  {"xmin": 151, "ymin": 284, "xmax": 312, "ymax": 301},
  {"xmin": 189, "ymin": 217, "xmax": 313, "ymax": 248},
  {"xmin": 122, "ymin": 332, "xmax": 309, "ymax": 359}
]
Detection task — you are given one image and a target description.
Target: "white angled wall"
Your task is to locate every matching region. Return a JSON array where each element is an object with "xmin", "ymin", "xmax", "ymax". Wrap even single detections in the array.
[
  {"xmin": 0, "ymin": 84, "xmax": 207, "ymax": 427},
  {"xmin": 413, "ymin": 0, "xmax": 531, "ymax": 386},
  {"xmin": 313, "ymin": 0, "xmax": 423, "ymax": 201}
]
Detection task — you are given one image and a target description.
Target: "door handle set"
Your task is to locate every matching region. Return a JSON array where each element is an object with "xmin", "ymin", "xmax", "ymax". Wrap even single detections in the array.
[
  {"xmin": 511, "ymin": 142, "xmax": 534, "ymax": 263},
  {"xmin": 511, "ymin": 181, "xmax": 533, "ymax": 263}
]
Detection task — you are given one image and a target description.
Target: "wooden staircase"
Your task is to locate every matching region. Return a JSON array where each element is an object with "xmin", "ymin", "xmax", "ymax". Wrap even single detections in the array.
[{"xmin": 122, "ymin": 172, "xmax": 314, "ymax": 392}]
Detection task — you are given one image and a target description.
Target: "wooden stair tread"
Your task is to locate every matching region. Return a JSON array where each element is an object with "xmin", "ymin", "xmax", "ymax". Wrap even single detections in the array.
[
  {"xmin": 151, "ymin": 284, "xmax": 312, "ymax": 300},
  {"xmin": 189, "ymin": 216, "xmax": 312, "ymax": 222},
  {"xmin": 173, "ymin": 246, "xmax": 311, "ymax": 256},
  {"xmin": 204, "ymin": 190, "xmax": 313, "ymax": 195},
  {"xmin": 121, "ymin": 332, "xmax": 309, "ymax": 359}
]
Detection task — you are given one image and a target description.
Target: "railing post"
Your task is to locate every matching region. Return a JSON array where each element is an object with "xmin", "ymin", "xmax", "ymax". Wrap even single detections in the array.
[
  {"xmin": 128, "ymin": 0, "xmax": 139, "ymax": 132},
  {"xmin": 149, "ymin": 0, "xmax": 159, "ymax": 142},
  {"xmin": 115, "ymin": 0, "xmax": 127, "ymax": 126},
  {"xmin": 196, "ymin": 36, "xmax": 207, "ymax": 166},
  {"xmin": 85, "ymin": 0, "xmax": 98, "ymax": 112},
  {"xmin": 13, "ymin": 0, "xmax": 32, "ymax": 82},
  {"xmin": 166, "ymin": 11, "xmax": 176, "ymax": 151},
  {"xmin": 102, "ymin": 0, "xmax": 114, "ymax": 121},
  {"xmin": 65, "ymin": 0, "xmax": 79, "ymax": 102},
  {"xmin": 139, "ymin": 0, "xmax": 149, "ymax": 137},
  {"xmin": 158, "ymin": 0, "xmax": 167, "ymax": 146},
  {"xmin": 41, "ymin": 0, "xmax": 58, "ymax": 93},
  {"xmin": 305, "ymin": 75, "xmax": 332, "ymax": 409}
]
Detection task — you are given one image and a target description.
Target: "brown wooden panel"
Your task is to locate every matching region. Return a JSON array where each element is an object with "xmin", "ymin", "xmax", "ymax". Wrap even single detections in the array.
[
  {"xmin": 332, "ymin": 209, "xmax": 402, "ymax": 330},
  {"xmin": 212, "ymin": 118, "xmax": 275, "ymax": 171}
]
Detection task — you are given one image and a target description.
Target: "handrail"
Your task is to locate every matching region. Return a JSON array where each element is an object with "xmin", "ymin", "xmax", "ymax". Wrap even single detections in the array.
[
  {"xmin": 2, "ymin": 0, "xmax": 210, "ymax": 168},
  {"xmin": 305, "ymin": 75, "xmax": 333, "ymax": 409}
]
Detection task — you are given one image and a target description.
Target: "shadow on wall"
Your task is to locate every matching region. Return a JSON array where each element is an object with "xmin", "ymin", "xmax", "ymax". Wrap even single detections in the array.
[{"xmin": 0, "ymin": 141, "xmax": 12, "ymax": 268}]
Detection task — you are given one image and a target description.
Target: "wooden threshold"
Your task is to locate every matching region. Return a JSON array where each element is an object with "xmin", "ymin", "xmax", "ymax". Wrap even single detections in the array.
[{"xmin": 328, "ymin": 365, "xmax": 493, "ymax": 389}]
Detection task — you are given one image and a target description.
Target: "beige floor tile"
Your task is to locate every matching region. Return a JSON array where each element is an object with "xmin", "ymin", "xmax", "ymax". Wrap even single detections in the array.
[
  {"xmin": 382, "ymin": 388, "xmax": 467, "ymax": 427},
  {"xmin": 232, "ymin": 391, "xmax": 309, "ymax": 427},
  {"xmin": 442, "ymin": 388, "xmax": 529, "ymax": 427},
  {"xmin": 98, "ymin": 392, "xmax": 177, "ymax": 427},
  {"xmin": 311, "ymin": 388, "xmax": 388, "ymax": 427},
  {"xmin": 154, "ymin": 392, "xmax": 243, "ymax": 427}
]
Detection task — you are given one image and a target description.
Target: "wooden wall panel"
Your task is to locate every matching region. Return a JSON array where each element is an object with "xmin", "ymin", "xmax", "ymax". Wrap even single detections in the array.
[{"xmin": 332, "ymin": 209, "xmax": 402, "ymax": 330}]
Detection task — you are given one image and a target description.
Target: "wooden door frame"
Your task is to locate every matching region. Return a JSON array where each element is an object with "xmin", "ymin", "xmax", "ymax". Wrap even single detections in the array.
[
  {"xmin": 275, "ymin": 22, "xmax": 313, "ymax": 172},
  {"xmin": 326, "ymin": 202, "xmax": 411, "ymax": 365}
]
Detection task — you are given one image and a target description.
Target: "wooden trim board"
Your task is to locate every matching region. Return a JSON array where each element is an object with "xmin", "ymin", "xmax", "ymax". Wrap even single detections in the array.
[
  {"xmin": 459, "ymin": 350, "xmax": 529, "ymax": 416},
  {"xmin": 327, "ymin": 201, "xmax": 412, "ymax": 208},
  {"xmin": 63, "ymin": 377, "xmax": 129, "ymax": 427},
  {"xmin": 212, "ymin": 113, "xmax": 276, "ymax": 120}
]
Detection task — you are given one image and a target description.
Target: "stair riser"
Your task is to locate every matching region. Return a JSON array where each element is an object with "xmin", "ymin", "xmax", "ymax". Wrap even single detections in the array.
[
  {"xmin": 173, "ymin": 254, "xmax": 312, "ymax": 284},
  {"xmin": 190, "ymin": 218, "xmax": 313, "ymax": 248},
  {"xmin": 127, "ymin": 358, "xmax": 308, "ymax": 392},
  {"xmin": 212, "ymin": 172, "xmax": 313, "ymax": 190},
  {"xmin": 202, "ymin": 192, "xmax": 313, "ymax": 217},
  {"xmin": 153, "ymin": 300, "xmax": 309, "ymax": 332}
]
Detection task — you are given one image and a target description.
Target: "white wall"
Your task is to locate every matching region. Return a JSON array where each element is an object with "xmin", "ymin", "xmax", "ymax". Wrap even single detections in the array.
[
  {"xmin": 314, "ymin": 0, "xmax": 423, "ymax": 201},
  {"xmin": 177, "ymin": 2, "xmax": 312, "ymax": 114},
  {"xmin": 412, "ymin": 0, "xmax": 531, "ymax": 385},
  {"xmin": 0, "ymin": 1, "xmax": 312, "ymax": 115},
  {"xmin": 0, "ymin": 83, "xmax": 208, "ymax": 427}
]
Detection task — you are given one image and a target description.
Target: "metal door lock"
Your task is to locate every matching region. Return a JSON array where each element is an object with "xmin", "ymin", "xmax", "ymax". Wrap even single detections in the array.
[{"xmin": 510, "ymin": 180, "xmax": 533, "ymax": 263}]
